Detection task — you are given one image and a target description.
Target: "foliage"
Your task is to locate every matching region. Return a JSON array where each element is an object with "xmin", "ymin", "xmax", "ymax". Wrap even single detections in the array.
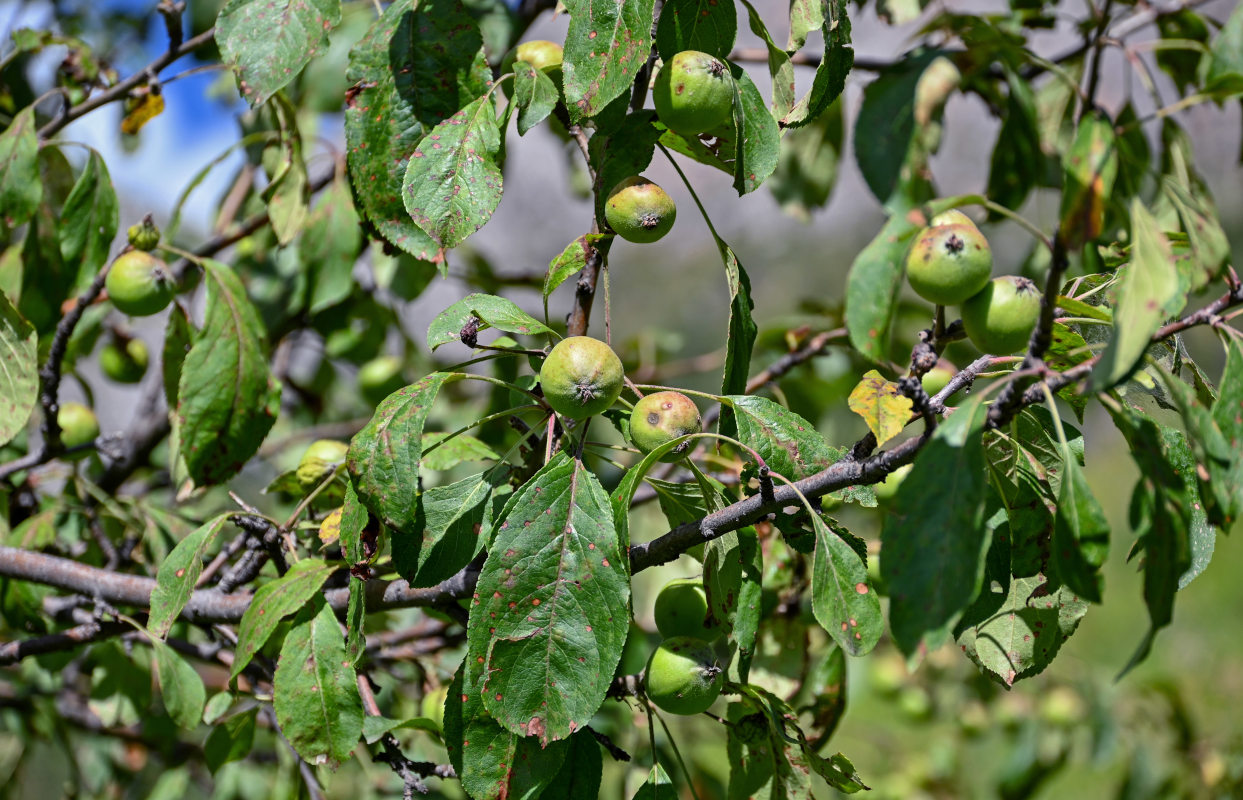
[{"xmin": 0, "ymin": 0, "xmax": 1242, "ymax": 797}]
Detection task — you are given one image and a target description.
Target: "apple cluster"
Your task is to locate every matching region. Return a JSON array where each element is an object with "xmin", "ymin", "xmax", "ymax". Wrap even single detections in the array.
[{"xmin": 905, "ymin": 210, "xmax": 1042, "ymax": 356}]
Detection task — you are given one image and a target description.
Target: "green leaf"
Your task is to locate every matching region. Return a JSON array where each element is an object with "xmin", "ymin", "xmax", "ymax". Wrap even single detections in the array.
[
  {"xmin": 273, "ymin": 598, "xmax": 365, "ymax": 767},
  {"xmin": 176, "ymin": 261, "xmax": 281, "ymax": 485},
  {"xmin": 847, "ymin": 369, "xmax": 913, "ymax": 447},
  {"xmin": 1160, "ymin": 367, "xmax": 1238, "ymax": 528},
  {"xmin": 262, "ymin": 95, "xmax": 309, "ymax": 244},
  {"xmin": 1050, "ymin": 455, "xmax": 1110, "ymax": 604},
  {"xmin": 1162, "ymin": 178, "xmax": 1230, "ymax": 292},
  {"xmin": 512, "ymin": 61, "xmax": 558, "ymax": 136},
  {"xmin": 728, "ymin": 395, "xmax": 874, "ymax": 505},
  {"xmin": 0, "ymin": 289, "xmax": 36, "ymax": 448},
  {"xmin": 400, "ymin": 472, "xmax": 492, "ymax": 588},
  {"xmin": 1058, "ymin": 112, "xmax": 1119, "ymax": 248},
  {"xmin": 956, "ymin": 574, "xmax": 1089, "ymax": 687},
  {"xmin": 361, "ymin": 715, "xmax": 441, "ymax": 743},
  {"xmin": 1203, "ymin": 2, "xmax": 1243, "ymax": 95},
  {"xmin": 1210, "ymin": 337, "xmax": 1243, "ymax": 529},
  {"xmin": 737, "ymin": 0, "xmax": 794, "ymax": 118},
  {"xmin": 344, "ymin": 0, "xmax": 489, "ymax": 261},
  {"xmin": 422, "ymin": 432, "xmax": 500, "ymax": 471},
  {"xmin": 346, "ymin": 576, "xmax": 366, "ymax": 666},
  {"xmin": 148, "ymin": 515, "xmax": 231, "ymax": 638},
  {"xmin": 1091, "ymin": 201, "xmax": 1181, "ymax": 392},
  {"xmin": 1156, "ymin": 10, "xmax": 1211, "ymax": 93},
  {"xmin": 811, "ymin": 515, "xmax": 881, "ymax": 656},
  {"xmin": 541, "ymin": 731, "xmax": 604, "ymax": 799},
  {"xmin": 162, "ymin": 304, "xmax": 193, "ymax": 410},
  {"xmin": 468, "ymin": 453, "xmax": 630, "ymax": 745},
  {"xmin": 447, "ymin": 660, "xmax": 570, "ymax": 800},
  {"xmin": 632, "ymin": 764, "xmax": 678, "ymax": 800},
  {"xmin": 853, "ymin": 51, "xmax": 941, "ymax": 202},
  {"xmin": 986, "ymin": 70, "xmax": 1041, "ymax": 213},
  {"xmin": 348, "ymin": 372, "xmax": 451, "ymax": 535},
  {"xmin": 57, "ymin": 150, "xmax": 118, "ymax": 279},
  {"xmin": 302, "ymin": 173, "xmax": 361, "ymax": 315},
  {"xmin": 0, "ymin": 107, "xmax": 41, "ymax": 231},
  {"xmin": 719, "ymin": 247, "xmax": 756, "ymax": 438},
  {"xmin": 1107, "ymin": 404, "xmax": 1194, "ymax": 676},
  {"xmin": 205, "ymin": 708, "xmax": 257, "ymax": 773},
  {"xmin": 655, "ymin": 0, "xmax": 736, "ymax": 60},
  {"xmin": 562, "ymin": 0, "xmax": 656, "ymax": 121},
  {"xmin": 426, "ymin": 293, "xmax": 554, "ymax": 350},
  {"xmin": 232, "ymin": 558, "xmax": 338, "ymax": 680},
  {"xmin": 730, "ymin": 67, "xmax": 781, "ymax": 195},
  {"xmin": 545, "ymin": 234, "xmax": 608, "ymax": 301},
  {"xmin": 882, "ymin": 394, "xmax": 990, "ymax": 660},
  {"xmin": 217, "ymin": 0, "xmax": 341, "ymax": 107},
  {"xmin": 402, "ymin": 96, "xmax": 503, "ymax": 249},
  {"xmin": 844, "ymin": 213, "xmax": 921, "ymax": 363},
  {"xmin": 150, "ymin": 638, "xmax": 207, "ymax": 729},
  {"xmin": 781, "ymin": 0, "xmax": 853, "ymax": 129}
]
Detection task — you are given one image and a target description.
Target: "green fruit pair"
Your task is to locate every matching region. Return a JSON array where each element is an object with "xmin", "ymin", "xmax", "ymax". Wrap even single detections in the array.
[
  {"xmin": 653, "ymin": 50, "xmax": 734, "ymax": 135},
  {"xmin": 644, "ymin": 636, "xmax": 724, "ymax": 715},
  {"xmin": 605, "ymin": 177, "xmax": 676, "ymax": 243},
  {"xmin": 99, "ymin": 337, "xmax": 150, "ymax": 384},
  {"xmin": 539, "ymin": 336, "xmax": 624, "ymax": 420},
  {"xmin": 629, "ymin": 391, "xmax": 701, "ymax": 462},
  {"xmin": 106, "ymin": 250, "xmax": 175, "ymax": 317}
]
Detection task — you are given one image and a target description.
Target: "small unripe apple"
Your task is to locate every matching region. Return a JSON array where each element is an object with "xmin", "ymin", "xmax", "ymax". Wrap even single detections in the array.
[
  {"xmin": 652, "ymin": 578, "xmax": 723, "ymax": 641},
  {"xmin": 604, "ymin": 177, "xmax": 676, "ymax": 243},
  {"xmin": 653, "ymin": 50, "xmax": 734, "ymax": 135},
  {"xmin": 99, "ymin": 338, "xmax": 149, "ymax": 384},
  {"xmin": 57, "ymin": 402, "xmax": 99, "ymax": 453},
  {"xmin": 961, "ymin": 275, "xmax": 1042, "ymax": 355},
  {"xmin": 920, "ymin": 361, "xmax": 955, "ymax": 397},
  {"xmin": 905, "ymin": 223, "xmax": 992, "ymax": 306},
  {"xmin": 105, "ymin": 250, "xmax": 175, "ymax": 317},
  {"xmin": 296, "ymin": 439, "xmax": 349, "ymax": 492},
  {"xmin": 629, "ymin": 391, "xmax": 701, "ymax": 462},
  {"xmin": 126, "ymin": 217, "xmax": 161, "ymax": 251},
  {"xmin": 500, "ymin": 40, "xmax": 564, "ymax": 93},
  {"xmin": 538, "ymin": 336, "xmax": 624, "ymax": 420},
  {"xmin": 644, "ymin": 636, "xmax": 724, "ymax": 715},
  {"xmin": 929, "ymin": 208, "xmax": 977, "ymax": 230},
  {"xmin": 358, "ymin": 355, "xmax": 406, "ymax": 406}
]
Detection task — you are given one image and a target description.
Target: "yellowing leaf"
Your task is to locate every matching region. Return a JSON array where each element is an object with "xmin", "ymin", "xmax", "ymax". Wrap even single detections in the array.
[
  {"xmin": 847, "ymin": 369, "xmax": 912, "ymax": 446},
  {"xmin": 319, "ymin": 507, "xmax": 343, "ymax": 546},
  {"xmin": 121, "ymin": 88, "xmax": 164, "ymax": 135}
]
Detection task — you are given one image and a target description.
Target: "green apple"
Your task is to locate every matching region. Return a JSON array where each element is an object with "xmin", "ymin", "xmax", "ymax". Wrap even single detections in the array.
[
  {"xmin": 604, "ymin": 177, "xmax": 676, "ymax": 243},
  {"xmin": 629, "ymin": 391, "xmax": 701, "ymax": 462},
  {"xmin": 106, "ymin": 250, "xmax": 175, "ymax": 317},
  {"xmin": 653, "ymin": 50, "xmax": 734, "ymax": 135},
  {"xmin": 961, "ymin": 275, "xmax": 1042, "ymax": 355},
  {"xmin": 653, "ymin": 578, "xmax": 723, "ymax": 641},
  {"xmin": 905, "ymin": 223, "xmax": 992, "ymax": 306},
  {"xmin": 644, "ymin": 636, "xmax": 723, "ymax": 715},
  {"xmin": 538, "ymin": 336, "xmax": 624, "ymax": 420}
]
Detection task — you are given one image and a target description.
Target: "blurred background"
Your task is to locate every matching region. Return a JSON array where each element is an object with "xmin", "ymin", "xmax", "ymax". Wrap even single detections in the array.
[{"xmin": 2, "ymin": 0, "xmax": 1242, "ymax": 797}]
